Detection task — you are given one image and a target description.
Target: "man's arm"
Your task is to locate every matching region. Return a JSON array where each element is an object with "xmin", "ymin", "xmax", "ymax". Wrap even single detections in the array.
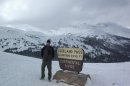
[
  {"xmin": 41, "ymin": 48, "xmax": 43, "ymax": 59},
  {"xmin": 41, "ymin": 46, "xmax": 46, "ymax": 58},
  {"xmin": 52, "ymin": 47, "xmax": 54, "ymax": 58}
]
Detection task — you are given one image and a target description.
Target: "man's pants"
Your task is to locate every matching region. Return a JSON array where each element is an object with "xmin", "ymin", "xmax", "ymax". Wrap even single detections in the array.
[{"xmin": 41, "ymin": 60, "xmax": 52, "ymax": 80}]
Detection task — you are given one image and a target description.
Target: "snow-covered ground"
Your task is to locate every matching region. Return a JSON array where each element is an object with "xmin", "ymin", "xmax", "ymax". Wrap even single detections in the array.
[{"xmin": 0, "ymin": 51, "xmax": 130, "ymax": 86}]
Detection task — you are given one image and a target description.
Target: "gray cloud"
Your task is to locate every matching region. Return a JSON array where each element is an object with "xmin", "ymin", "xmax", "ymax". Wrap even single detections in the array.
[{"xmin": 0, "ymin": 0, "xmax": 130, "ymax": 29}]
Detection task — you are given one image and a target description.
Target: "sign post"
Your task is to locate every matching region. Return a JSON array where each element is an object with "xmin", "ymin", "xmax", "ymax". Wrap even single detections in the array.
[{"xmin": 57, "ymin": 48, "xmax": 84, "ymax": 73}]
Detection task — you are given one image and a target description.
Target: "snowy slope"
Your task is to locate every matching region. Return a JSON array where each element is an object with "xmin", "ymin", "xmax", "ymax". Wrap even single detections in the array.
[
  {"xmin": 0, "ymin": 52, "xmax": 130, "ymax": 86},
  {"xmin": 0, "ymin": 25, "xmax": 129, "ymax": 52},
  {"xmin": 0, "ymin": 26, "xmax": 46, "ymax": 52},
  {"xmin": 0, "ymin": 25, "xmax": 130, "ymax": 62},
  {"xmin": 0, "ymin": 26, "xmax": 93, "ymax": 52}
]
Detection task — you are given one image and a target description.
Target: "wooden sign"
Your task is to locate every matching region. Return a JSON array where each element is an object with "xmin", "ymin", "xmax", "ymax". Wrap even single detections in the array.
[{"xmin": 57, "ymin": 48, "xmax": 84, "ymax": 73}]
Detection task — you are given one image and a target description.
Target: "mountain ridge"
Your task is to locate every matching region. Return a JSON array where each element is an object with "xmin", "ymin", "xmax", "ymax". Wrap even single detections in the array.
[{"xmin": 0, "ymin": 23, "xmax": 130, "ymax": 62}]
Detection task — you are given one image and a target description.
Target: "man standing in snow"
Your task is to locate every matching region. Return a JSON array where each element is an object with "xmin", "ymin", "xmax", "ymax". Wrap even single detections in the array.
[{"xmin": 41, "ymin": 39, "xmax": 54, "ymax": 81}]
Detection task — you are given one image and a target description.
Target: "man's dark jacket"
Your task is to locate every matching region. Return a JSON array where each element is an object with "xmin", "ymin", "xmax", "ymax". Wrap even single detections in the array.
[{"xmin": 41, "ymin": 46, "xmax": 54, "ymax": 61}]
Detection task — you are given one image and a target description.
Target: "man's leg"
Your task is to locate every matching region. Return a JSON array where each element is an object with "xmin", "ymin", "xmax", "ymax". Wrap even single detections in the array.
[
  {"xmin": 41, "ymin": 61, "xmax": 46, "ymax": 79},
  {"xmin": 47, "ymin": 61, "xmax": 52, "ymax": 81}
]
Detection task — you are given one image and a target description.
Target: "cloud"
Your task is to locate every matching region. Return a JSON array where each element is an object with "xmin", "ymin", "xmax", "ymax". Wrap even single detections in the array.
[
  {"xmin": 0, "ymin": 0, "xmax": 130, "ymax": 29},
  {"xmin": 0, "ymin": 0, "xmax": 78, "ymax": 27},
  {"xmin": 72, "ymin": 0, "xmax": 130, "ymax": 27}
]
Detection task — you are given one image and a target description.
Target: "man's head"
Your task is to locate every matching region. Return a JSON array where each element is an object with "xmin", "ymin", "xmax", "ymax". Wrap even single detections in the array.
[{"xmin": 46, "ymin": 39, "xmax": 51, "ymax": 46}]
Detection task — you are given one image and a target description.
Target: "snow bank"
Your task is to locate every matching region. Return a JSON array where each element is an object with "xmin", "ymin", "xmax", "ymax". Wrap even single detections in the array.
[{"xmin": 0, "ymin": 52, "xmax": 130, "ymax": 86}]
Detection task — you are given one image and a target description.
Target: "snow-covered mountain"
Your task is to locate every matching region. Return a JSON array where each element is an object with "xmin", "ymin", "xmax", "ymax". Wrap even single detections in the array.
[
  {"xmin": 0, "ymin": 22, "xmax": 130, "ymax": 62},
  {"xmin": 44, "ymin": 22, "xmax": 130, "ymax": 38},
  {"xmin": 0, "ymin": 51, "xmax": 130, "ymax": 86}
]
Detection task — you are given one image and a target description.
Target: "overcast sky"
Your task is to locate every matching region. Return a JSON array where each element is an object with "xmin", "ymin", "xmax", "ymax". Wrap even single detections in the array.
[{"xmin": 0, "ymin": 0, "xmax": 130, "ymax": 29}]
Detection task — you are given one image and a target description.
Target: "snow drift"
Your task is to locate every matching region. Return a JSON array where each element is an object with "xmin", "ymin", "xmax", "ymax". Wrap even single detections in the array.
[{"xmin": 0, "ymin": 51, "xmax": 130, "ymax": 86}]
